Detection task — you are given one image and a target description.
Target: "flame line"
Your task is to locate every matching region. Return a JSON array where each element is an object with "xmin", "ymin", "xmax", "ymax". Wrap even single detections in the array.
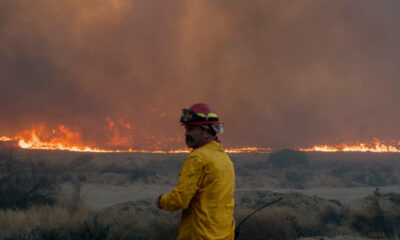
[
  {"xmin": 1, "ymin": 135, "xmax": 272, "ymax": 153},
  {"xmin": 3, "ymin": 134, "xmax": 400, "ymax": 153},
  {"xmin": 299, "ymin": 141, "xmax": 400, "ymax": 153}
]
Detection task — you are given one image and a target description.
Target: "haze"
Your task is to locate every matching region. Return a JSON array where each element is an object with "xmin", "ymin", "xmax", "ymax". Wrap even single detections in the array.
[{"xmin": 1, "ymin": 0, "xmax": 400, "ymax": 150}]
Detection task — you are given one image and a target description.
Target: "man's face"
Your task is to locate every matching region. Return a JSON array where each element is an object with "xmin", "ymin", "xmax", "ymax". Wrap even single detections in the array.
[{"xmin": 185, "ymin": 125, "xmax": 207, "ymax": 148}]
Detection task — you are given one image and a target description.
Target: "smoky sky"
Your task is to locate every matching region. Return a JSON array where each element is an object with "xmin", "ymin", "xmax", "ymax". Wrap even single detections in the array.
[{"xmin": 1, "ymin": 0, "xmax": 400, "ymax": 149}]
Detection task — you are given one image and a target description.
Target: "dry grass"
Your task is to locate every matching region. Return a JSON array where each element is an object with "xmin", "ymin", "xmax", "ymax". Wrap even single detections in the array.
[
  {"xmin": 0, "ymin": 204, "xmax": 90, "ymax": 239},
  {"xmin": 1, "ymin": 194, "xmax": 400, "ymax": 240},
  {"xmin": 0, "ymin": 202, "xmax": 179, "ymax": 240},
  {"xmin": 346, "ymin": 195, "xmax": 400, "ymax": 239},
  {"xmin": 235, "ymin": 207, "xmax": 298, "ymax": 240},
  {"xmin": 1, "ymin": 148, "xmax": 400, "ymax": 239},
  {"xmin": 5, "ymin": 148, "xmax": 400, "ymax": 189}
]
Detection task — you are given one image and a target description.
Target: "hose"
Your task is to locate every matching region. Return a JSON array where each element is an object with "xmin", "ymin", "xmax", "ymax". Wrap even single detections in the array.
[{"xmin": 234, "ymin": 197, "xmax": 283, "ymax": 239}]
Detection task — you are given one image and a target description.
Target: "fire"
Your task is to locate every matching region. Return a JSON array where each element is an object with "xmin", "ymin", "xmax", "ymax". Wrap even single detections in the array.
[
  {"xmin": 300, "ymin": 139, "xmax": 400, "ymax": 153},
  {"xmin": 15, "ymin": 129, "xmax": 187, "ymax": 153},
  {"xmin": 0, "ymin": 124, "xmax": 271, "ymax": 153},
  {"xmin": 0, "ymin": 136, "xmax": 14, "ymax": 141},
  {"xmin": 299, "ymin": 145, "xmax": 339, "ymax": 152},
  {"xmin": 2, "ymin": 124, "xmax": 400, "ymax": 153},
  {"xmin": 225, "ymin": 147, "xmax": 271, "ymax": 153},
  {"xmin": 16, "ymin": 127, "xmax": 111, "ymax": 152}
]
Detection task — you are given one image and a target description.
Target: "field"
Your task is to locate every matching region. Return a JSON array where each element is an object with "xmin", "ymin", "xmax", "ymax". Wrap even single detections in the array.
[{"xmin": 1, "ymin": 143, "xmax": 400, "ymax": 239}]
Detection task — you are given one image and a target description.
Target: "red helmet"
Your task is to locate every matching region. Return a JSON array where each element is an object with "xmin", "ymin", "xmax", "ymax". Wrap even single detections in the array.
[{"xmin": 180, "ymin": 103, "xmax": 220, "ymax": 125}]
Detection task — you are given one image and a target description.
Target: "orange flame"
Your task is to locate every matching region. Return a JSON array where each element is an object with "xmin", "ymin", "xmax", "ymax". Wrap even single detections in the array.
[
  {"xmin": 0, "ymin": 136, "xmax": 14, "ymax": 141},
  {"xmin": 1, "ymin": 124, "xmax": 271, "ymax": 153},
  {"xmin": 15, "ymin": 128, "xmax": 187, "ymax": 153},
  {"xmin": 225, "ymin": 147, "xmax": 271, "ymax": 153},
  {"xmin": 16, "ymin": 126, "xmax": 109, "ymax": 152},
  {"xmin": 299, "ymin": 139, "xmax": 400, "ymax": 153},
  {"xmin": 3, "ymin": 125, "xmax": 400, "ymax": 153}
]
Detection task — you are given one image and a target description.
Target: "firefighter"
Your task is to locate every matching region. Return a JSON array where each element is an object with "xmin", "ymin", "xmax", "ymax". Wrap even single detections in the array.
[{"xmin": 155, "ymin": 103, "xmax": 235, "ymax": 240}]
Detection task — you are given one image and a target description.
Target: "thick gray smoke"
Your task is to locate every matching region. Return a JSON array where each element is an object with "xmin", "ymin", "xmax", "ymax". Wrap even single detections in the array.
[{"xmin": 1, "ymin": 0, "xmax": 400, "ymax": 149}]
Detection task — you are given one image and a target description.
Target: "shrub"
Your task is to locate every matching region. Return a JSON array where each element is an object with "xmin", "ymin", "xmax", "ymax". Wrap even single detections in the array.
[
  {"xmin": 367, "ymin": 167, "xmax": 393, "ymax": 186},
  {"xmin": 235, "ymin": 207, "xmax": 297, "ymax": 240},
  {"xmin": 69, "ymin": 155, "xmax": 92, "ymax": 170},
  {"xmin": 284, "ymin": 170, "xmax": 311, "ymax": 189},
  {"xmin": 66, "ymin": 215, "xmax": 110, "ymax": 240},
  {"xmin": 129, "ymin": 167, "xmax": 156, "ymax": 182},
  {"xmin": 0, "ymin": 153, "xmax": 58, "ymax": 209},
  {"xmin": 100, "ymin": 163, "xmax": 130, "ymax": 174},
  {"xmin": 268, "ymin": 149, "xmax": 309, "ymax": 169},
  {"xmin": 320, "ymin": 204, "xmax": 347, "ymax": 226},
  {"xmin": 348, "ymin": 196, "xmax": 396, "ymax": 238}
]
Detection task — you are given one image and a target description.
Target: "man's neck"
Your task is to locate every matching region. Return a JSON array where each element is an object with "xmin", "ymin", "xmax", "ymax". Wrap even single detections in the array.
[{"xmin": 192, "ymin": 135, "xmax": 220, "ymax": 150}]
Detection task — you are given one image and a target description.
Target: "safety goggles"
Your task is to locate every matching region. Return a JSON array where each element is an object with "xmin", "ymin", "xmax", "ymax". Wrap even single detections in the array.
[
  {"xmin": 181, "ymin": 109, "xmax": 203, "ymax": 123},
  {"xmin": 180, "ymin": 109, "xmax": 219, "ymax": 124}
]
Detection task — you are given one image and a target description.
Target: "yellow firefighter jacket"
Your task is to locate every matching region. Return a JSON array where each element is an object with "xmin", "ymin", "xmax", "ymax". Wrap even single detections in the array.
[{"xmin": 160, "ymin": 141, "xmax": 235, "ymax": 240}]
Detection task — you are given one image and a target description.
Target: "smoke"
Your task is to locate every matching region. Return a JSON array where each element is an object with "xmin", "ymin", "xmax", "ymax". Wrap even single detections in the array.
[{"xmin": 1, "ymin": 0, "xmax": 400, "ymax": 149}]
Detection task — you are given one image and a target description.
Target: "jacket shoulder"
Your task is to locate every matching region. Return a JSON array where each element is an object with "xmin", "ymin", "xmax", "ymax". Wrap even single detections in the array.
[
  {"xmin": 189, "ymin": 141, "xmax": 227, "ymax": 163},
  {"xmin": 187, "ymin": 147, "xmax": 206, "ymax": 165},
  {"xmin": 190, "ymin": 142, "xmax": 216, "ymax": 158}
]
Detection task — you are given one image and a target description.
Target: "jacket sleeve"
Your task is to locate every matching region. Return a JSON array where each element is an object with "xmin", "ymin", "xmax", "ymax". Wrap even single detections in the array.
[{"xmin": 160, "ymin": 153, "xmax": 203, "ymax": 211}]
